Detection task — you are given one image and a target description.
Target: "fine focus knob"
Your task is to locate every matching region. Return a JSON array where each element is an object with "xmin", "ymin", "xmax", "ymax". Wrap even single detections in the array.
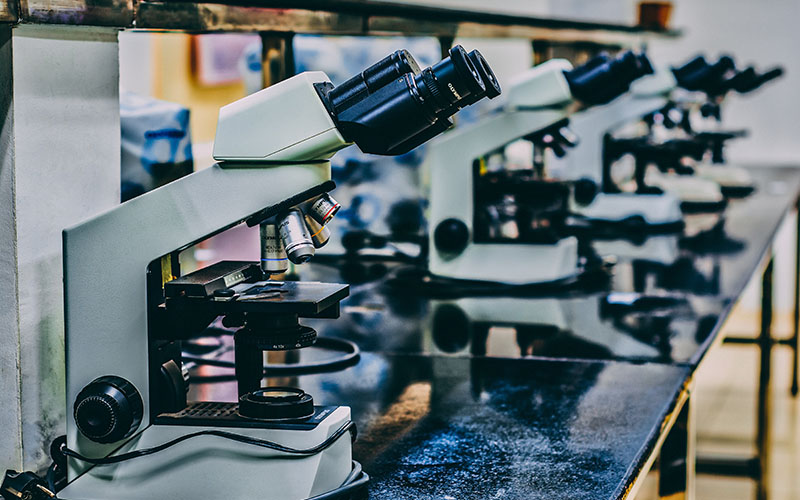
[{"xmin": 74, "ymin": 376, "xmax": 143, "ymax": 444}]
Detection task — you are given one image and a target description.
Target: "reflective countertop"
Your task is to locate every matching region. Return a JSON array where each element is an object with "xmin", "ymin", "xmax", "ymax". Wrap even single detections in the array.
[
  {"xmin": 186, "ymin": 166, "xmax": 800, "ymax": 499},
  {"xmin": 189, "ymin": 355, "xmax": 689, "ymax": 500},
  {"xmin": 299, "ymin": 166, "xmax": 800, "ymax": 368}
]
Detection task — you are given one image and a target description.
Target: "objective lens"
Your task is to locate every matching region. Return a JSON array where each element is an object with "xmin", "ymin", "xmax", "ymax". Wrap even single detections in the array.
[
  {"xmin": 278, "ymin": 209, "xmax": 315, "ymax": 264},
  {"xmin": 304, "ymin": 214, "xmax": 331, "ymax": 249},
  {"xmin": 307, "ymin": 193, "xmax": 341, "ymax": 226},
  {"xmin": 260, "ymin": 223, "xmax": 288, "ymax": 274}
]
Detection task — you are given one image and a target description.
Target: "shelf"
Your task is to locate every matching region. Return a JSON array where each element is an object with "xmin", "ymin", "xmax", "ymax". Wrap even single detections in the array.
[{"xmin": 2, "ymin": 0, "xmax": 680, "ymax": 43}]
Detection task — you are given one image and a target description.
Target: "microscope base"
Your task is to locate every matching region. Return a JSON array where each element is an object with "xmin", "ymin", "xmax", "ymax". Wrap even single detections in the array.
[
  {"xmin": 645, "ymin": 171, "xmax": 727, "ymax": 213},
  {"xmin": 577, "ymin": 192, "xmax": 684, "ymax": 229},
  {"xmin": 694, "ymin": 163, "xmax": 755, "ymax": 197},
  {"xmin": 59, "ymin": 406, "xmax": 353, "ymax": 500},
  {"xmin": 430, "ymin": 237, "xmax": 580, "ymax": 285}
]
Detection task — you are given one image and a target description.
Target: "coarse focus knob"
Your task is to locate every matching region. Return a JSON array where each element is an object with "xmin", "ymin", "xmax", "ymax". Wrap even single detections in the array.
[
  {"xmin": 74, "ymin": 376, "xmax": 143, "ymax": 444},
  {"xmin": 434, "ymin": 218, "xmax": 470, "ymax": 256}
]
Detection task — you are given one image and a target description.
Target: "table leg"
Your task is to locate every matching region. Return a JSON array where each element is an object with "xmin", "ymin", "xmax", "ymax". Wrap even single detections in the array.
[
  {"xmin": 756, "ymin": 257, "xmax": 774, "ymax": 500},
  {"xmin": 696, "ymin": 256, "xmax": 775, "ymax": 497},
  {"xmin": 792, "ymin": 201, "xmax": 799, "ymax": 397},
  {"xmin": 659, "ymin": 396, "xmax": 695, "ymax": 500}
]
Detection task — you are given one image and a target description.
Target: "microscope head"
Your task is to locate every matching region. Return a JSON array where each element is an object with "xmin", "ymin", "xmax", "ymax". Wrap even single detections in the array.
[
  {"xmin": 672, "ymin": 54, "xmax": 784, "ymax": 97},
  {"xmin": 323, "ymin": 45, "xmax": 501, "ymax": 156},
  {"xmin": 564, "ymin": 50, "xmax": 654, "ymax": 106},
  {"xmin": 506, "ymin": 50, "xmax": 653, "ymax": 109},
  {"xmin": 671, "ymin": 55, "xmax": 735, "ymax": 94},
  {"xmin": 213, "ymin": 45, "xmax": 501, "ymax": 162}
]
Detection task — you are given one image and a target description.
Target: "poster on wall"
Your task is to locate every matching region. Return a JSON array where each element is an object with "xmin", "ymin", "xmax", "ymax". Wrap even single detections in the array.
[{"xmin": 193, "ymin": 33, "xmax": 260, "ymax": 86}]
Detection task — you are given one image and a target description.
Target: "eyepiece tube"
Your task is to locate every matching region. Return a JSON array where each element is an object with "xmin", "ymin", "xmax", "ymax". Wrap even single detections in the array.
[
  {"xmin": 278, "ymin": 209, "xmax": 315, "ymax": 264},
  {"xmin": 565, "ymin": 50, "xmax": 654, "ymax": 106},
  {"xmin": 260, "ymin": 223, "xmax": 289, "ymax": 274},
  {"xmin": 323, "ymin": 45, "xmax": 501, "ymax": 156},
  {"xmin": 328, "ymin": 50, "xmax": 421, "ymax": 114},
  {"xmin": 423, "ymin": 45, "xmax": 486, "ymax": 106}
]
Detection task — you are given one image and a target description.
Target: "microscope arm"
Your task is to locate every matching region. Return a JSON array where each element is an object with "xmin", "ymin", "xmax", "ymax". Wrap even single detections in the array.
[{"xmin": 62, "ymin": 161, "xmax": 332, "ymax": 470}]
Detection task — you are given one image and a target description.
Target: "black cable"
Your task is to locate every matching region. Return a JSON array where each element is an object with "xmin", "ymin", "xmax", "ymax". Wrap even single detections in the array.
[
  {"xmin": 45, "ymin": 463, "xmax": 57, "ymax": 493},
  {"xmin": 183, "ymin": 337, "xmax": 361, "ymax": 377},
  {"xmin": 61, "ymin": 420, "xmax": 356, "ymax": 466},
  {"xmin": 307, "ymin": 460, "xmax": 370, "ymax": 500}
]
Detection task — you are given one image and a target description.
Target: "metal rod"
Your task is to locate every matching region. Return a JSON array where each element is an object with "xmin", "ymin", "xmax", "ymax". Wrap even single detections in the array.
[
  {"xmin": 756, "ymin": 256, "xmax": 774, "ymax": 500},
  {"xmin": 658, "ymin": 397, "xmax": 694, "ymax": 499},
  {"xmin": 793, "ymin": 199, "xmax": 800, "ymax": 396},
  {"xmin": 695, "ymin": 455, "xmax": 760, "ymax": 479},
  {"xmin": 260, "ymin": 31, "xmax": 296, "ymax": 89}
]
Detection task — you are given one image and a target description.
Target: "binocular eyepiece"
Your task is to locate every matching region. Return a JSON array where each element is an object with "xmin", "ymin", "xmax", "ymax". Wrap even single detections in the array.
[
  {"xmin": 672, "ymin": 54, "xmax": 784, "ymax": 96},
  {"xmin": 672, "ymin": 55, "xmax": 735, "ymax": 93},
  {"xmin": 564, "ymin": 50, "xmax": 654, "ymax": 106},
  {"xmin": 316, "ymin": 45, "xmax": 502, "ymax": 156}
]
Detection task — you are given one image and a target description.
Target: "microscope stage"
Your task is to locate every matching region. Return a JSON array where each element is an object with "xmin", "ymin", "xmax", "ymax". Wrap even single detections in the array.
[{"xmin": 165, "ymin": 261, "xmax": 349, "ymax": 317}]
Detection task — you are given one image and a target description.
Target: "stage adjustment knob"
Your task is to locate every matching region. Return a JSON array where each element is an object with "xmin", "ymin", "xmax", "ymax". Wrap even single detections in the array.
[{"xmin": 74, "ymin": 376, "xmax": 143, "ymax": 444}]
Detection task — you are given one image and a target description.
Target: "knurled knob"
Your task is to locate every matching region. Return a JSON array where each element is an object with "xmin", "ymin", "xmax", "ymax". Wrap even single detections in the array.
[{"xmin": 74, "ymin": 376, "xmax": 143, "ymax": 444}]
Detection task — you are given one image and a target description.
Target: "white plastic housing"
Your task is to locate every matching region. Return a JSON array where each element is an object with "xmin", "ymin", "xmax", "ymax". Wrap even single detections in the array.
[
  {"xmin": 505, "ymin": 59, "xmax": 575, "ymax": 109},
  {"xmin": 424, "ymin": 94, "xmax": 578, "ymax": 284},
  {"xmin": 213, "ymin": 71, "xmax": 348, "ymax": 162},
  {"xmin": 630, "ymin": 66, "xmax": 678, "ymax": 97},
  {"xmin": 646, "ymin": 169, "xmax": 725, "ymax": 204},
  {"xmin": 575, "ymin": 192, "xmax": 683, "ymax": 226}
]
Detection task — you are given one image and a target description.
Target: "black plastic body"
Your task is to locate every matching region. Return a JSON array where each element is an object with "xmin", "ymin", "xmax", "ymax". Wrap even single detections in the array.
[
  {"xmin": 317, "ymin": 45, "xmax": 501, "ymax": 156},
  {"xmin": 1, "ymin": 471, "xmax": 54, "ymax": 500},
  {"xmin": 73, "ymin": 376, "xmax": 144, "ymax": 444},
  {"xmin": 565, "ymin": 51, "xmax": 654, "ymax": 106}
]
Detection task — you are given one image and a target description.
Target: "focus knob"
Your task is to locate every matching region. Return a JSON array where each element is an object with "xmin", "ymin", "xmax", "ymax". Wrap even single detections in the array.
[
  {"xmin": 74, "ymin": 376, "xmax": 143, "ymax": 444},
  {"xmin": 434, "ymin": 218, "xmax": 470, "ymax": 256}
]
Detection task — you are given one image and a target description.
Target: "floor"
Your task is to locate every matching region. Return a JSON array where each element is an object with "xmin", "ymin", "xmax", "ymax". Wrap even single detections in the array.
[{"xmin": 638, "ymin": 310, "xmax": 800, "ymax": 499}]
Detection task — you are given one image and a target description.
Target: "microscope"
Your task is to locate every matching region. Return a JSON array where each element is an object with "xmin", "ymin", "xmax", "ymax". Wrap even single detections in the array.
[
  {"xmin": 563, "ymin": 54, "xmax": 782, "ymax": 229},
  {"xmin": 426, "ymin": 50, "xmax": 652, "ymax": 285},
  {"xmin": 556, "ymin": 66, "xmax": 687, "ymax": 230},
  {"xmin": 653, "ymin": 54, "xmax": 784, "ymax": 196},
  {"xmin": 51, "ymin": 46, "xmax": 500, "ymax": 500}
]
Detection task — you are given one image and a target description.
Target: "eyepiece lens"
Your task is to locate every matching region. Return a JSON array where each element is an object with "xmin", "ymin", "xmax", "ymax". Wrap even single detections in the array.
[
  {"xmin": 468, "ymin": 50, "xmax": 501, "ymax": 99},
  {"xmin": 426, "ymin": 45, "xmax": 486, "ymax": 106}
]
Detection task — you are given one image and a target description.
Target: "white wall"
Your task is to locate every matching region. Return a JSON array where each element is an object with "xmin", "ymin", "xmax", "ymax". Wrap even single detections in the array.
[
  {"xmin": 119, "ymin": 31, "xmax": 154, "ymax": 96},
  {"xmin": 646, "ymin": 1, "xmax": 800, "ymax": 316},
  {"xmin": 0, "ymin": 25, "xmax": 120, "ymax": 472},
  {"xmin": 648, "ymin": 0, "xmax": 800, "ymax": 164}
]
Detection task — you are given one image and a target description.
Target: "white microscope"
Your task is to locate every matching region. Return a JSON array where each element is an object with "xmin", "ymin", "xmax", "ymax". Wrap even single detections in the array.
[
  {"xmin": 426, "ymin": 50, "xmax": 653, "ymax": 285},
  {"xmin": 41, "ymin": 46, "xmax": 500, "ymax": 500},
  {"xmin": 651, "ymin": 54, "xmax": 784, "ymax": 196},
  {"xmin": 561, "ymin": 54, "xmax": 783, "ymax": 232}
]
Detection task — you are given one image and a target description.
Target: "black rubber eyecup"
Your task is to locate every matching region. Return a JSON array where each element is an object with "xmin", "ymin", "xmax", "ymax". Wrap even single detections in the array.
[
  {"xmin": 468, "ymin": 50, "xmax": 501, "ymax": 99},
  {"xmin": 449, "ymin": 45, "xmax": 486, "ymax": 96}
]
